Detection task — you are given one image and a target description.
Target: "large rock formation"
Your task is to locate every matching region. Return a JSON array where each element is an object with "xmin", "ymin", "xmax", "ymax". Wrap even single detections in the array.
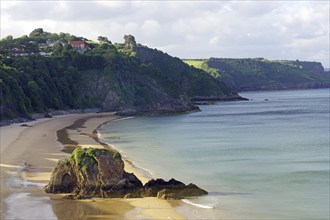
[
  {"xmin": 45, "ymin": 148, "xmax": 143, "ymax": 199},
  {"xmin": 45, "ymin": 148, "xmax": 207, "ymax": 200}
]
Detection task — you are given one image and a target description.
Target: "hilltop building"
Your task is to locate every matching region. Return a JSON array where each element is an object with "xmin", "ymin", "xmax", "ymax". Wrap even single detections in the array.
[{"xmin": 68, "ymin": 40, "xmax": 86, "ymax": 50}]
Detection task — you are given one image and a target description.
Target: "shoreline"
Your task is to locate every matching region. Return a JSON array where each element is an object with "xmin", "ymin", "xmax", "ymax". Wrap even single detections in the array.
[
  {"xmin": 93, "ymin": 119, "xmax": 154, "ymax": 183},
  {"xmin": 0, "ymin": 112, "xmax": 186, "ymax": 220}
]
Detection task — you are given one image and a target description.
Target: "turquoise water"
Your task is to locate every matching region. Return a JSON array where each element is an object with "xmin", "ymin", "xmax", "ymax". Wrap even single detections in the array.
[{"xmin": 99, "ymin": 89, "xmax": 330, "ymax": 219}]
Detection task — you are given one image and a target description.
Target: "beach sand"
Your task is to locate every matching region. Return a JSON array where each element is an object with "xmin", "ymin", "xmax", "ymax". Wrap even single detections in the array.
[{"xmin": 0, "ymin": 113, "xmax": 185, "ymax": 220}]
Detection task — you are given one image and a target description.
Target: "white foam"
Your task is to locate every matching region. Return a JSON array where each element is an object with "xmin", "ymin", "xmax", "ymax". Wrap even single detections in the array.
[
  {"xmin": 182, "ymin": 199, "xmax": 214, "ymax": 209},
  {"xmin": 125, "ymin": 159, "xmax": 154, "ymax": 179},
  {"xmin": 113, "ymin": 116, "xmax": 135, "ymax": 122}
]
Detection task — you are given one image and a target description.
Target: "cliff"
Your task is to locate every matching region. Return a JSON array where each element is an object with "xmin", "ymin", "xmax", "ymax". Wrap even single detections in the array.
[
  {"xmin": 136, "ymin": 47, "xmax": 242, "ymax": 100},
  {"xmin": 184, "ymin": 58, "xmax": 329, "ymax": 91},
  {"xmin": 0, "ymin": 30, "xmax": 241, "ymax": 121}
]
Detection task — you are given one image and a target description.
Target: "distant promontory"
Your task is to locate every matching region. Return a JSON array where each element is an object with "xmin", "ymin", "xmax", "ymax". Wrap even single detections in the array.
[{"xmin": 184, "ymin": 58, "xmax": 329, "ymax": 91}]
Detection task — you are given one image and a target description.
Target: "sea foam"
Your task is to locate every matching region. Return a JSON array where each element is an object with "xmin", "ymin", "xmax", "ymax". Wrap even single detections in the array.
[{"xmin": 182, "ymin": 199, "xmax": 214, "ymax": 209}]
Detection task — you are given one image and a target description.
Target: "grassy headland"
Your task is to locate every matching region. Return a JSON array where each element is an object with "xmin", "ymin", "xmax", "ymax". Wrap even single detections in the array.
[
  {"xmin": 0, "ymin": 29, "xmax": 237, "ymax": 121},
  {"xmin": 184, "ymin": 58, "xmax": 329, "ymax": 91}
]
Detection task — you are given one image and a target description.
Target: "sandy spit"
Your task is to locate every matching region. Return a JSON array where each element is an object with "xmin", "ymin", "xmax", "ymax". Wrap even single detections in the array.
[{"xmin": 0, "ymin": 112, "xmax": 185, "ymax": 220}]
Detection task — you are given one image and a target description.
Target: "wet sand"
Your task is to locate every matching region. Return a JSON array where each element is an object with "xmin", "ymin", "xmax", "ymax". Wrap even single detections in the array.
[{"xmin": 0, "ymin": 113, "xmax": 185, "ymax": 220}]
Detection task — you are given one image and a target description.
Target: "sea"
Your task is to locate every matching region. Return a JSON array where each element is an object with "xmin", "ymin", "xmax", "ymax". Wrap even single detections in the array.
[{"xmin": 98, "ymin": 88, "xmax": 330, "ymax": 220}]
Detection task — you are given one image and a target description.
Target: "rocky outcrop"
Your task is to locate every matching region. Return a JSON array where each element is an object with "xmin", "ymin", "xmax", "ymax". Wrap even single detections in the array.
[
  {"xmin": 45, "ymin": 148, "xmax": 143, "ymax": 199},
  {"xmin": 191, "ymin": 93, "xmax": 248, "ymax": 103},
  {"xmin": 45, "ymin": 148, "xmax": 207, "ymax": 200},
  {"xmin": 143, "ymin": 178, "xmax": 208, "ymax": 199}
]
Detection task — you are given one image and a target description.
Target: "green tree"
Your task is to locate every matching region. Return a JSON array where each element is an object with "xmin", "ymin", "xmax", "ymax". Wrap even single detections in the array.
[
  {"xmin": 97, "ymin": 36, "xmax": 111, "ymax": 44},
  {"xmin": 29, "ymin": 28, "xmax": 44, "ymax": 38},
  {"xmin": 0, "ymin": 35, "xmax": 14, "ymax": 56},
  {"xmin": 124, "ymin": 35, "xmax": 137, "ymax": 50},
  {"xmin": 27, "ymin": 80, "xmax": 43, "ymax": 111},
  {"xmin": 52, "ymin": 43, "xmax": 63, "ymax": 56}
]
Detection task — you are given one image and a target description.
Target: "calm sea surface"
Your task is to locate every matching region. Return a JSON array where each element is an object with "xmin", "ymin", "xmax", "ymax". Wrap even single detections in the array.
[{"xmin": 99, "ymin": 89, "xmax": 330, "ymax": 219}]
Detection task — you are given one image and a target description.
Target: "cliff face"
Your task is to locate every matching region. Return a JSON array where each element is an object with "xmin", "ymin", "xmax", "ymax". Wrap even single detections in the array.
[
  {"xmin": 45, "ymin": 148, "xmax": 207, "ymax": 199},
  {"xmin": 74, "ymin": 65, "xmax": 197, "ymax": 115},
  {"xmin": 1, "ymin": 31, "xmax": 249, "ymax": 120},
  {"xmin": 205, "ymin": 58, "xmax": 329, "ymax": 91},
  {"xmin": 0, "ymin": 52, "xmax": 197, "ymax": 120},
  {"xmin": 136, "ymin": 47, "xmax": 241, "ymax": 99}
]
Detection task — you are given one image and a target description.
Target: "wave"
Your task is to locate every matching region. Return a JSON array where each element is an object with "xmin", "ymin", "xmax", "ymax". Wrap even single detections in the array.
[
  {"xmin": 181, "ymin": 199, "xmax": 214, "ymax": 209},
  {"xmin": 113, "ymin": 116, "xmax": 135, "ymax": 122},
  {"xmin": 124, "ymin": 159, "xmax": 154, "ymax": 179}
]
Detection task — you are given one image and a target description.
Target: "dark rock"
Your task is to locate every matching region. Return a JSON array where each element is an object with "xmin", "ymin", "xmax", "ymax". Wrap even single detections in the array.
[
  {"xmin": 0, "ymin": 117, "xmax": 34, "ymax": 127},
  {"xmin": 157, "ymin": 189, "xmax": 179, "ymax": 200},
  {"xmin": 45, "ymin": 148, "xmax": 143, "ymax": 199},
  {"xmin": 144, "ymin": 178, "xmax": 208, "ymax": 199},
  {"xmin": 156, "ymin": 183, "xmax": 208, "ymax": 200},
  {"xmin": 44, "ymin": 113, "xmax": 53, "ymax": 118},
  {"xmin": 45, "ymin": 148, "xmax": 207, "ymax": 200},
  {"xmin": 143, "ymin": 178, "xmax": 185, "ymax": 197},
  {"xmin": 191, "ymin": 93, "xmax": 248, "ymax": 102}
]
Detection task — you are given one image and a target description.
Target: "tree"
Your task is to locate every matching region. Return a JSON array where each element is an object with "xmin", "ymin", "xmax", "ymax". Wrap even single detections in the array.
[
  {"xmin": 29, "ymin": 28, "xmax": 44, "ymax": 38},
  {"xmin": 124, "ymin": 35, "xmax": 137, "ymax": 50},
  {"xmin": 27, "ymin": 80, "xmax": 43, "ymax": 111},
  {"xmin": 62, "ymin": 44, "xmax": 76, "ymax": 57},
  {"xmin": 0, "ymin": 35, "xmax": 14, "ymax": 56},
  {"xmin": 1, "ymin": 35, "xmax": 13, "ymax": 42},
  {"xmin": 97, "ymin": 36, "xmax": 111, "ymax": 44},
  {"xmin": 52, "ymin": 43, "xmax": 63, "ymax": 56}
]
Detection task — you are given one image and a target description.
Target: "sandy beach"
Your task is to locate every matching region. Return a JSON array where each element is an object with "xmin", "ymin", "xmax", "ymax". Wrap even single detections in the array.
[{"xmin": 0, "ymin": 112, "xmax": 185, "ymax": 220}]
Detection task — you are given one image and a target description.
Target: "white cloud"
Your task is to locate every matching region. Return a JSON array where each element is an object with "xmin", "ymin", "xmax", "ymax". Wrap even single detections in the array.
[
  {"xmin": 1, "ymin": 1, "xmax": 329, "ymax": 67},
  {"xmin": 142, "ymin": 20, "xmax": 161, "ymax": 35},
  {"xmin": 95, "ymin": 1, "xmax": 128, "ymax": 8},
  {"xmin": 209, "ymin": 36, "xmax": 218, "ymax": 45}
]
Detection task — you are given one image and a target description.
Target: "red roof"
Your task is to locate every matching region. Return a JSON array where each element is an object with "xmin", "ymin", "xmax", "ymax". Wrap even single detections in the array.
[{"xmin": 68, "ymin": 40, "xmax": 85, "ymax": 45}]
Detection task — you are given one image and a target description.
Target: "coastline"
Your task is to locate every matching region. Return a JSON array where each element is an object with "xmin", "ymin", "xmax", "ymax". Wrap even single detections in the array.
[{"xmin": 0, "ymin": 112, "xmax": 186, "ymax": 220}]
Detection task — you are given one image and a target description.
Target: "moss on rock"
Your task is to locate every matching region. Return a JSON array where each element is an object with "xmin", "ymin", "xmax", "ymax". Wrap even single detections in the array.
[{"xmin": 45, "ymin": 147, "xmax": 207, "ymax": 200}]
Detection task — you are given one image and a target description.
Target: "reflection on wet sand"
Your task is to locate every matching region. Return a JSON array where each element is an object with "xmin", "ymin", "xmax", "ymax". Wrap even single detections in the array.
[{"xmin": 51, "ymin": 197, "xmax": 133, "ymax": 220}]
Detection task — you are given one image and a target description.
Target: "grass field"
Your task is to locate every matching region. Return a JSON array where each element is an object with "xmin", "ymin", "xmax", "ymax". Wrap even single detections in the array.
[{"xmin": 182, "ymin": 59, "xmax": 206, "ymax": 69}]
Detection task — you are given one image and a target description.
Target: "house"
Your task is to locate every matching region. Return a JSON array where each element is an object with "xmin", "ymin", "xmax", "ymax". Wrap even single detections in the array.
[
  {"xmin": 39, "ymin": 51, "xmax": 52, "ymax": 56},
  {"xmin": 46, "ymin": 39, "xmax": 54, "ymax": 45},
  {"xmin": 38, "ymin": 43, "xmax": 48, "ymax": 50},
  {"xmin": 11, "ymin": 48, "xmax": 28, "ymax": 56},
  {"xmin": 68, "ymin": 40, "xmax": 86, "ymax": 50}
]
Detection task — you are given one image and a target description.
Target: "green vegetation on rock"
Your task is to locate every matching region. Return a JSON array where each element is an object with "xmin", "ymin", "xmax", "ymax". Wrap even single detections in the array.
[
  {"xmin": 136, "ymin": 47, "xmax": 235, "ymax": 98},
  {"xmin": 45, "ymin": 147, "xmax": 207, "ymax": 200},
  {"xmin": 184, "ymin": 58, "xmax": 329, "ymax": 91},
  {"xmin": 0, "ymin": 29, "xmax": 239, "ymax": 121},
  {"xmin": 113, "ymin": 151, "xmax": 122, "ymax": 160},
  {"xmin": 71, "ymin": 147, "xmax": 97, "ymax": 171}
]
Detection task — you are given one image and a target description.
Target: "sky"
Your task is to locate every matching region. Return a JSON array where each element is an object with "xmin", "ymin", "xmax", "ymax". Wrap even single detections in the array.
[{"xmin": 1, "ymin": 0, "xmax": 329, "ymax": 67}]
